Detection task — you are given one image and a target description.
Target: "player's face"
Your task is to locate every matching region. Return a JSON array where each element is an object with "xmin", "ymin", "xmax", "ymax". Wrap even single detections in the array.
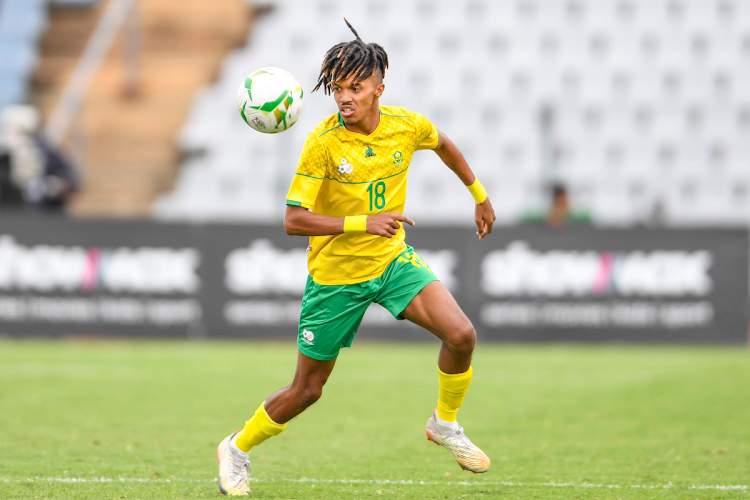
[{"xmin": 331, "ymin": 73, "xmax": 384, "ymax": 125}]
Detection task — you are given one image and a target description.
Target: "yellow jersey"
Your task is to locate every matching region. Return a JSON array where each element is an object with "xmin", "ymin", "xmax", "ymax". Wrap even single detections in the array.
[{"xmin": 286, "ymin": 105, "xmax": 439, "ymax": 285}]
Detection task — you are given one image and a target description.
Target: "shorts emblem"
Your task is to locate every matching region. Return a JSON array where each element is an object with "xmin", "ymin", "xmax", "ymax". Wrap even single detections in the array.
[{"xmin": 302, "ymin": 328, "xmax": 315, "ymax": 345}]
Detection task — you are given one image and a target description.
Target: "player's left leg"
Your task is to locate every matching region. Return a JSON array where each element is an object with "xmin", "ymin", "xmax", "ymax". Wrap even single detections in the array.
[
  {"xmin": 374, "ymin": 245, "xmax": 489, "ymax": 473},
  {"xmin": 399, "ymin": 281, "xmax": 490, "ymax": 473},
  {"xmin": 400, "ymin": 281, "xmax": 474, "ymax": 375}
]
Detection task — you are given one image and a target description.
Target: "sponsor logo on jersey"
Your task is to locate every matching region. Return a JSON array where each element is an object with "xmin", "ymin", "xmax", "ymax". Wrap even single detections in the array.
[
  {"xmin": 364, "ymin": 146, "xmax": 376, "ymax": 158},
  {"xmin": 338, "ymin": 157, "xmax": 354, "ymax": 174},
  {"xmin": 301, "ymin": 328, "xmax": 315, "ymax": 345}
]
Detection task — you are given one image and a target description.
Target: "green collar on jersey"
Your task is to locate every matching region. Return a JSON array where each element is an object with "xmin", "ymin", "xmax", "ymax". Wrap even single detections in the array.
[{"xmin": 338, "ymin": 108, "xmax": 409, "ymax": 127}]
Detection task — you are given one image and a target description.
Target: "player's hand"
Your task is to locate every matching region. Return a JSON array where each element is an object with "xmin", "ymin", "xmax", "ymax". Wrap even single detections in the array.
[
  {"xmin": 475, "ymin": 198, "xmax": 496, "ymax": 240},
  {"xmin": 367, "ymin": 212, "xmax": 415, "ymax": 238}
]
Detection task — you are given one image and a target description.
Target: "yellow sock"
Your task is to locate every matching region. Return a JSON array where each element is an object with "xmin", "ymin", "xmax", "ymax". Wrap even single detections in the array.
[
  {"xmin": 437, "ymin": 366, "xmax": 473, "ymax": 422},
  {"xmin": 234, "ymin": 401, "xmax": 287, "ymax": 453}
]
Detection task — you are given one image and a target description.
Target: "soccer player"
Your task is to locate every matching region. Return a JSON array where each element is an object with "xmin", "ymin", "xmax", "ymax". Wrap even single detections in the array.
[{"xmin": 217, "ymin": 20, "xmax": 496, "ymax": 495}]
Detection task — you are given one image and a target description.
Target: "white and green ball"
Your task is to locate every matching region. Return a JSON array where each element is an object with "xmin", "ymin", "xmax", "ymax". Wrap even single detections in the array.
[{"xmin": 237, "ymin": 67, "xmax": 304, "ymax": 133}]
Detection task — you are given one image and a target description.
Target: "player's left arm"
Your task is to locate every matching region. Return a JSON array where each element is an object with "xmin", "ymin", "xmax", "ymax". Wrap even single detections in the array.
[{"xmin": 433, "ymin": 131, "xmax": 496, "ymax": 240}]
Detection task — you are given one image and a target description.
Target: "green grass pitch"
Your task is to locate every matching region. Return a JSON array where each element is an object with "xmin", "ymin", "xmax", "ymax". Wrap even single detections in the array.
[{"xmin": 0, "ymin": 340, "xmax": 748, "ymax": 499}]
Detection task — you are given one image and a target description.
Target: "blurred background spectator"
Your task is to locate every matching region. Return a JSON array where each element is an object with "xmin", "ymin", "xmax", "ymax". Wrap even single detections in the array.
[
  {"xmin": 520, "ymin": 182, "xmax": 592, "ymax": 227},
  {"xmin": 0, "ymin": 105, "xmax": 78, "ymax": 212}
]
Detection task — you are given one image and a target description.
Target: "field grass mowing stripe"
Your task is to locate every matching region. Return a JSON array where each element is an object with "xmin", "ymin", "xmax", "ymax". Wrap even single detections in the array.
[{"xmin": 2, "ymin": 477, "xmax": 748, "ymax": 491}]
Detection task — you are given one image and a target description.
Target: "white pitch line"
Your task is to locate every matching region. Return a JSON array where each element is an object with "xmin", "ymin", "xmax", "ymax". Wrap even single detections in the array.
[{"xmin": 0, "ymin": 477, "xmax": 747, "ymax": 491}]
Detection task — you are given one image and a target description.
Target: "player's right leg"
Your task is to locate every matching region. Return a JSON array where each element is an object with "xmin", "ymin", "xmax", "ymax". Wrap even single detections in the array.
[{"xmin": 217, "ymin": 352, "xmax": 336, "ymax": 495}]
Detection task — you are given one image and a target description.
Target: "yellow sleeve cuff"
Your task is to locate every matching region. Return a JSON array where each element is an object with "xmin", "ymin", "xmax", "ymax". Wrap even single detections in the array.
[
  {"xmin": 343, "ymin": 215, "xmax": 368, "ymax": 233},
  {"xmin": 467, "ymin": 179, "xmax": 488, "ymax": 204}
]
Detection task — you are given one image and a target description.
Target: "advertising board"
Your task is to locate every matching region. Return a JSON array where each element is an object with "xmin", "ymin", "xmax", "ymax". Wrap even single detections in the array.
[{"xmin": 0, "ymin": 216, "xmax": 746, "ymax": 343}]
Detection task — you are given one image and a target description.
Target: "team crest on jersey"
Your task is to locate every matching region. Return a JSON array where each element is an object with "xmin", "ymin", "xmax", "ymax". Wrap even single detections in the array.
[
  {"xmin": 364, "ymin": 146, "xmax": 376, "ymax": 158},
  {"xmin": 338, "ymin": 158, "xmax": 354, "ymax": 174},
  {"xmin": 393, "ymin": 151, "xmax": 403, "ymax": 166}
]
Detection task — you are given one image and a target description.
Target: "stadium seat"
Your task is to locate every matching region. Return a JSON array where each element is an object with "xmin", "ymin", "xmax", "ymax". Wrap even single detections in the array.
[
  {"xmin": 0, "ymin": 75, "xmax": 25, "ymax": 110},
  {"xmin": 50, "ymin": 0, "xmax": 102, "ymax": 6},
  {"xmin": 0, "ymin": 0, "xmax": 48, "ymax": 42},
  {"xmin": 0, "ymin": 38, "xmax": 38, "ymax": 80},
  {"xmin": 0, "ymin": 0, "xmax": 49, "ymax": 113}
]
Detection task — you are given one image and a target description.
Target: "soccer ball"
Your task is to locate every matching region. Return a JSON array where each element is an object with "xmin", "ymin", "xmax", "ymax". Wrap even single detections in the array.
[{"xmin": 237, "ymin": 67, "xmax": 304, "ymax": 133}]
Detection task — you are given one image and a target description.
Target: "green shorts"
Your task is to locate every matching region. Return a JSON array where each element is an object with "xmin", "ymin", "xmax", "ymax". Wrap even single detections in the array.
[{"xmin": 297, "ymin": 245, "xmax": 439, "ymax": 360}]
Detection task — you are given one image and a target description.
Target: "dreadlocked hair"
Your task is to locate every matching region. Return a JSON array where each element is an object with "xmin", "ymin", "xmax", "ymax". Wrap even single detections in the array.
[{"xmin": 312, "ymin": 18, "xmax": 389, "ymax": 95}]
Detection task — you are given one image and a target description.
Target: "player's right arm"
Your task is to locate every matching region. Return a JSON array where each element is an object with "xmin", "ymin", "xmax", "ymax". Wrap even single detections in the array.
[
  {"xmin": 284, "ymin": 131, "xmax": 413, "ymax": 238},
  {"xmin": 284, "ymin": 206, "xmax": 413, "ymax": 238}
]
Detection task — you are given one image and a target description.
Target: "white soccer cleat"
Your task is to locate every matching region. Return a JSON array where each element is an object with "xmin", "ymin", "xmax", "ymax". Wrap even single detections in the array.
[
  {"xmin": 425, "ymin": 409, "xmax": 491, "ymax": 474},
  {"xmin": 217, "ymin": 432, "xmax": 251, "ymax": 496}
]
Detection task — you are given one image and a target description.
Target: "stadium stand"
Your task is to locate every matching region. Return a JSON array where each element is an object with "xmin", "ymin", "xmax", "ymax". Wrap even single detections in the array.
[
  {"xmin": 157, "ymin": 0, "xmax": 750, "ymax": 226},
  {"xmin": 0, "ymin": 0, "xmax": 48, "ymax": 110},
  {"xmin": 0, "ymin": 0, "xmax": 101, "ymax": 121},
  {"xmin": 51, "ymin": 1, "xmax": 102, "ymax": 5},
  {"xmin": 30, "ymin": 0, "xmax": 252, "ymax": 217}
]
